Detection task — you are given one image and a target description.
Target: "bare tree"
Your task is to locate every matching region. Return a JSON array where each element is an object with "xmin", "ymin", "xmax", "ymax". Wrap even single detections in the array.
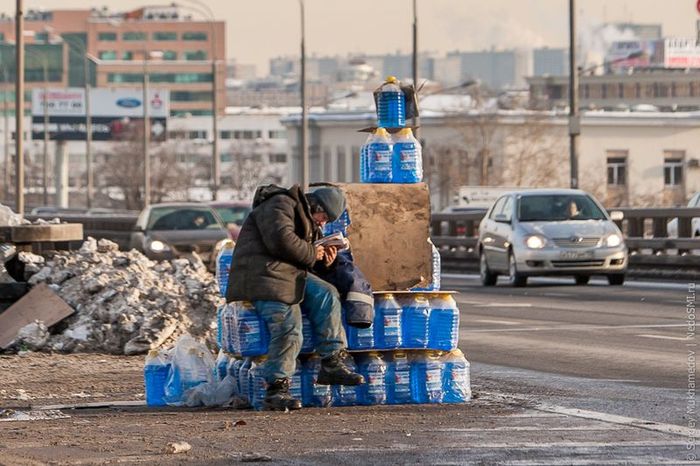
[{"xmin": 220, "ymin": 140, "xmax": 283, "ymax": 201}]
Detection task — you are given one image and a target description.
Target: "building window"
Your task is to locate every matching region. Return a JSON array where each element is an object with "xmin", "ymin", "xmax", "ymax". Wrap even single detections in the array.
[
  {"xmin": 0, "ymin": 33, "xmax": 5, "ymax": 42},
  {"xmin": 582, "ymin": 84, "xmax": 589, "ymax": 99},
  {"xmin": 184, "ymin": 50, "xmax": 207, "ymax": 61},
  {"xmin": 98, "ymin": 32, "xmax": 117, "ymax": 41},
  {"xmin": 270, "ymin": 153, "xmax": 287, "ymax": 164},
  {"xmin": 635, "ymin": 83, "xmax": 641, "ymax": 98},
  {"xmin": 606, "ymin": 153, "xmax": 627, "ymax": 186},
  {"xmin": 220, "ymin": 152, "xmax": 233, "ymax": 162},
  {"xmin": 220, "ymin": 130, "xmax": 233, "ymax": 139},
  {"xmin": 188, "ymin": 130, "xmax": 208, "ymax": 140},
  {"xmin": 35, "ymin": 32, "xmax": 49, "ymax": 42},
  {"xmin": 122, "ymin": 51, "xmax": 134, "ymax": 60},
  {"xmin": 107, "ymin": 72, "xmax": 212, "ymax": 83},
  {"xmin": 98, "ymin": 51, "xmax": 117, "ymax": 60},
  {"xmin": 239, "ymin": 130, "xmax": 262, "ymax": 139},
  {"xmin": 663, "ymin": 152, "xmax": 684, "ymax": 186},
  {"xmin": 171, "ymin": 91, "xmax": 212, "ymax": 102},
  {"xmin": 153, "ymin": 31, "xmax": 177, "ymax": 41},
  {"xmin": 268, "ymin": 129, "xmax": 286, "ymax": 139},
  {"xmin": 182, "ymin": 31, "xmax": 207, "ymax": 41},
  {"xmin": 123, "ymin": 32, "xmax": 147, "ymax": 41},
  {"xmin": 617, "ymin": 83, "xmax": 624, "ymax": 98},
  {"xmin": 162, "ymin": 50, "xmax": 177, "ymax": 60}
]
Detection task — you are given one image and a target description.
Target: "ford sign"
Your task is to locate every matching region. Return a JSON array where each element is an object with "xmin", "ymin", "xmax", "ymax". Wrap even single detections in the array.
[{"xmin": 116, "ymin": 98, "xmax": 142, "ymax": 108}]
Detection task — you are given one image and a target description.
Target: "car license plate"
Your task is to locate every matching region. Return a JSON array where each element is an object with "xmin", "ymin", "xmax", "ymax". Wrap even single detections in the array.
[{"xmin": 559, "ymin": 250, "xmax": 594, "ymax": 260}]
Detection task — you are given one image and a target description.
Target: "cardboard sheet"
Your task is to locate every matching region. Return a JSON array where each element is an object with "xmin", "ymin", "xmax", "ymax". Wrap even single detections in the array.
[{"xmin": 317, "ymin": 183, "xmax": 432, "ymax": 291}]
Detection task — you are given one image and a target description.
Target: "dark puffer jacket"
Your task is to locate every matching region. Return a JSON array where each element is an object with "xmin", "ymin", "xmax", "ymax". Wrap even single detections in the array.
[{"xmin": 226, "ymin": 185, "xmax": 320, "ymax": 304}]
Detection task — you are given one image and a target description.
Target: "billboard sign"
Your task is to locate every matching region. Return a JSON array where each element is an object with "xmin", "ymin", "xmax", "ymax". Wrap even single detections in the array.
[
  {"xmin": 663, "ymin": 38, "xmax": 700, "ymax": 68},
  {"xmin": 32, "ymin": 88, "xmax": 169, "ymax": 141}
]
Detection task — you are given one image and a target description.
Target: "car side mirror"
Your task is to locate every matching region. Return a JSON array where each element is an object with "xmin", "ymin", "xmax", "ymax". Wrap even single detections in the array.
[
  {"xmin": 609, "ymin": 211, "xmax": 624, "ymax": 222},
  {"xmin": 494, "ymin": 214, "xmax": 510, "ymax": 223}
]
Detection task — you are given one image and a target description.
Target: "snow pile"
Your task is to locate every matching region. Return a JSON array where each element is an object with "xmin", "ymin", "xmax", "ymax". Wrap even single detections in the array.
[
  {"xmin": 22, "ymin": 237, "xmax": 223, "ymax": 355},
  {"xmin": 0, "ymin": 203, "xmax": 27, "ymax": 227}
]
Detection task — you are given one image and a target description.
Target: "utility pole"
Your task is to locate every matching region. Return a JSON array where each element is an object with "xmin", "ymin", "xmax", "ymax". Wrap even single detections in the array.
[
  {"xmin": 568, "ymin": 0, "xmax": 579, "ymax": 189},
  {"xmin": 15, "ymin": 0, "xmax": 24, "ymax": 216},
  {"xmin": 85, "ymin": 53, "xmax": 92, "ymax": 208},
  {"xmin": 299, "ymin": 0, "xmax": 309, "ymax": 189},
  {"xmin": 3, "ymin": 69, "xmax": 9, "ymax": 202},
  {"xmin": 211, "ymin": 58, "xmax": 219, "ymax": 200},
  {"xmin": 143, "ymin": 52, "xmax": 151, "ymax": 207},
  {"xmin": 412, "ymin": 0, "xmax": 419, "ymax": 136},
  {"xmin": 42, "ymin": 62, "xmax": 49, "ymax": 205}
]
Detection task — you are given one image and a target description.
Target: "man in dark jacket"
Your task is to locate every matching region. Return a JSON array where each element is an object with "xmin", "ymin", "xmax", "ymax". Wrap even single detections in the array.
[{"xmin": 226, "ymin": 185, "xmax": 364, "ymax": 410}]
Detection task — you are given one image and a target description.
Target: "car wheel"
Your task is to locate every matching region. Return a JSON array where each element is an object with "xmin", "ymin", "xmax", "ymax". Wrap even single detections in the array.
[
  {"xmin": 507, "ymin": 251, "xmax": 527, "ymax": 287},
  {"xmin": 607, "ymin": 274, "xmax": 625, "ymax": 286},
  {"xmin": 575, "ymin": 275, "xmax": 590, "ymax": 285},
  {"xmin": 480, "ymin": 252, "xmax": 498, "ymax": 286}
]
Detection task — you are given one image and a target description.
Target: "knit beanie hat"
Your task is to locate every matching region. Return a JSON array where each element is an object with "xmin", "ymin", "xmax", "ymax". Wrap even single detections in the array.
[{"xmin": 308, "ymin": 187, "xmax": 346, "ymax": 222}]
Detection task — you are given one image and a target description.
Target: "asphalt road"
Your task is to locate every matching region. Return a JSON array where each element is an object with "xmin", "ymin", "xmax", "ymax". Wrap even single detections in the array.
[{"xmin": 446, "ymin": 273, "xmax": 697, "ymax": 427}]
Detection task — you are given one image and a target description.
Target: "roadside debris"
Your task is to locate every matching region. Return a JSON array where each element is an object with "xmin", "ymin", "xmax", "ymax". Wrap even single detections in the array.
[
  {"xmin": 164, "ymin": 441, "xmax": 192, "ymax": 454},
  {"xmin": 10, "ymin": 237, "xmax": 223, "ymax": 355}
]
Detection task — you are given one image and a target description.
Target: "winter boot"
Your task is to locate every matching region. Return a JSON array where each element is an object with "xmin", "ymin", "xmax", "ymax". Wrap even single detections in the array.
[
  {"xmin": 262, "ymin": 378, "xmax": 302, "ymax": 411},
  {"xmin": 316, "ymin": 350, "xmax": 365, "ymax": 386}
]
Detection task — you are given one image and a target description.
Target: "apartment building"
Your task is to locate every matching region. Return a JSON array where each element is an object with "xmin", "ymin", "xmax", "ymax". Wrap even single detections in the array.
[{"xmin": 0, "ymin": 6, "xmax": 225, "ymax": 116}]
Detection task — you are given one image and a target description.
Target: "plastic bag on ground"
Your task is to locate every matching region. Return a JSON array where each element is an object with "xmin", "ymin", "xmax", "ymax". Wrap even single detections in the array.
[
  {"xmin": 163, "ymin": 334, "xmax": 215, "ymax": 406},
  {"xmin": 182, "ymin": 375, "xmax": 237, "ymax": 407}
]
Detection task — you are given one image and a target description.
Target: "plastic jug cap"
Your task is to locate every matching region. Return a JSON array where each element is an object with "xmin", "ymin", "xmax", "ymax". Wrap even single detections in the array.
[
  {"xmin": 385, "ymin": 76, "xmax": 398, "ymax": 84},
  {"xmin": 375, "ymin": 127, "xmax": 390, "ymax": 137},
  {"xmin": 397, "ymin": 128, "xmax": 413, "ymax": 137},
  {"xmin": 147, "ymin": 349, "xmax": 159, "ymax": 358}
]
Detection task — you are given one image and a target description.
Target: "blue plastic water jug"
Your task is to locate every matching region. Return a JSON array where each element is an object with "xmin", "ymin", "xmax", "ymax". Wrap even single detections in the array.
[
  {"xmin": 392, "ymin": 128, "xmax": 422, "ymax": 183},
  {"xmin": 442, "ymin": 350, "xmax": 471, "ymax": 403},
  {"xmin": 428, "ymin": 295, "xmax": 459, "ymax": 351},
  {"xmin": 375, "ymin": 294, "xmax": 402, "ymax": 349},
  {"xmin": 291, "ymin": 360, "xmax": 303, "ymax": 402},
  {"xmin": 376, "ymin": 76, "xmax": 405, "ymax": 128},
  {"xmin": 386, "ymin": 351, "xmax": 412, "ymax": 405},
  {"xmin": 367, "ymin": 128, "xmax": 394, "ymax": 183},
  {"xmin": 249, "ymin": 357, "xmax": 268, "ymax": 410},
  {"xmin": 216, "ymin": 240, "xmax": 235, "ymax": 297},
  {"xmin": 323, "ymin": 209, "xmax": 351, "ymax": 237},
  {"xmin": 302, "ymin": 355, "xmax": 332, "ymax": 407},
  {"xmin": 301, "ymin": 315, "xmax": 314, "ymax": 353},
  {"xmin": 223, "ymin": 303, "xmax": 238, "ymax": 353},
  {"xmin": 215, "ymin": 349, "xmax": 230, "ymax": 381},
  {"xmin": 402, "ymin": 294, "xmax": 431, "ymax": 348},
  {"xmin": 239, "ymin": 302, "xmax": 269, "ymax": 356},
  {"xmin": 144, "ymin": 350, "xmax": 170, "ymax": 407},
  {"xmin": 345, "ymin": 314, "xmax": 374, "ymax": 350},
  {"xmin": 332, "ymin": 356, "xmax": 360, "ymax": 406},
  {"xmin": 360, "ymin": 133, "xmax": 373, "ymax": 183},
  {"xmin": 410, "ymin": 351, "xmax": 443, "ymax": 404},
  {"xmin": 238, "ymin": 358, "xmax": 252, "ymax": 404},
  {"xmin": 357, "ymin": 352, "xmax": 387, "ymax": 405}
]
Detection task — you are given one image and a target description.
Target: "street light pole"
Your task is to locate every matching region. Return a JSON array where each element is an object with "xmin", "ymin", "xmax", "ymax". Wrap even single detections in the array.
[
  {"xmin": 3, "ymin": 69, "xmax": 9, "ymax": 202},
  {"xmin": 42, "ymin": 61, "xmax": 48, "ymax": 205},
  {"xmin": 85, "ymin": 54, "xmax": 92, "ymax": 208},
  {"xmin": 14, "ymin": 0, "xmax": 24, "ymax": 216},
  {"xmin": 568, "ymin": 0, "xmax": 579, "ymax": 189},
  {"xmin": 143, "ymin": 52, "xmax": 151, "ymax": 207},
  {"xmin": 412, "ymin": 0, "xmax": 419, "ymax": 135},
  {"xmin": 299, "ymin": 0, "xmax": 309, "ymax": 190}
]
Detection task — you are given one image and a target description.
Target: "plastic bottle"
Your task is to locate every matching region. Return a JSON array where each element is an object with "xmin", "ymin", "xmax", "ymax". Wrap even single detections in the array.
[
  {"xmin": 216, "ymin": 239, "xmax": 235, "ymax": 297},
  {"xmin": 412, "ymin": 243, "xmax": 441, "ymax": 292},
  {"xmin": 215, "ymin": 349, "xmax": 230, "ymax": 381},
  {"xmin": 428, "ymin": 295, "xmax": 459, "ymax": 351},
  {"xmin": 411, "ymin": 351, "xmax": 444, "ymax": 404},
  {"xmin": 332, "ymin": 355, "xmax": 360, "ymax": 407},
  {"xmin": 401, "ymin": 294, "xmax": 431, "ymax": 349},
  {"xmin": 442, "ymin": 350, "xmax": 471, "ymax": 403},
  {"xmin": 357, "ymin": 352, "xmax": 387, "ymax": 405},
  {"xmin": 366, "ymin": 128, "xmax": 394, "ymax": 183},
  {"xmin": 238, "ymin": 357, "xmax": 252, "ymax": 404},
  {"xmin": 144, "ymin": 349, "xmax": 170, "ymax": 407},
  {"xmin": 180, "ymin": 347, "xmax": 212, "ymax": 394},
  {"xmin": 360, "ymin": 132, "xmax": 374, "ymax": 183},
  {"xmin": 386, "ymin": 351, "xmax": 412, "ymax": 405},
  {"xmin": 291, "ymin": 359, "xmax": 304, "ymax": 402},
  {"xmin": 223, "ymin": 302, "xmax": 238, "ymax": 354},
  {"xmin": 375, "ymin": 294, "xmax": 402, "ymax": 349},
  {"xmin": 392, "ymin": 128, "xmax": 422, "ymax": 183},
  {"xmin": 345, "ymin": 315, "xmax": 374, "ymax": 350},
  {"xmin": 302, "ymin": 355, "xmax": 332, "ymax": 407},
  {"xmin": 227, "ymin": 357, "xmax": 243, "ymax": 395},
  {"xmin": 249, "ymin": 356, "xmax": 268, "ymax": 411},
  {"xmin": 301, "ymin": 314, "xmax": 315, "ymax": 353},
  {"xmin": 238, "ymin": 302, "xmax": 269, "ymax": 357},
  {"xmin": 216, "ymin": 305, "xmax": 224, "ymax": 349},
  {"xmin": 376, "ymin": 76, "xmax": 405, "ymax": 128}
]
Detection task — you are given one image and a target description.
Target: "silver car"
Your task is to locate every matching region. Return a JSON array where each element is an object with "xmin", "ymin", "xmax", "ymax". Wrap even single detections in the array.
[{"xmin": 478, "ymin": 189, "xmax": 627, "ymax": 287}]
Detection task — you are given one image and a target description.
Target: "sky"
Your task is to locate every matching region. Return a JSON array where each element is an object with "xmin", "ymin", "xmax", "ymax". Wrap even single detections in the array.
[{"xmin": 0, "ymin": 0, "xmax": 696, "ymax": 74}]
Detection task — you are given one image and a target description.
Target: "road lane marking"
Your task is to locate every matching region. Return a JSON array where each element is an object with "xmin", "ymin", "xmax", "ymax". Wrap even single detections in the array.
[
  {"xmin": 475, "ymin": 319, "xmax": 521, "ymax": 325},
  {"xmin": 474, "ymin": 303, "xmax": 533, "ymax": 308},
  {"xmin": 442, "ymin": 273, "xmax": 690, "ymax": 291},
  {"xmin": 462, "ymin": 323, "xmax": 686, "ymax": 333},
  {"xmin": 535, "ymin": 403, "xmax": 700, "ymax": 439},
  {"xmin": 637, "ymin": 334, "xmax": 689, "ymax": 341}
]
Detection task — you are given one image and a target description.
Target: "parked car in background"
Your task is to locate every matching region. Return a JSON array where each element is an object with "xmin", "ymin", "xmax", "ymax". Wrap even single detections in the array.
[
  {"xmin": 478, "ymin": 189, "xmax": 627, "ymax": 287},
  {"xmin": 129, "ymin": 203, "xmax": 230, "ymax": 269},
  {"xmin": 667, "ymin": 192, "xmax": 700, "ymax": 238},
  {"xmin": 209, "ymin": 201, "xmax": 252, "ymax": 240}
]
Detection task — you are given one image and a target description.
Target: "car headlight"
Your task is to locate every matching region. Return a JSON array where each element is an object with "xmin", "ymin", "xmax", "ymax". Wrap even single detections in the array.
[
  {"xmin": 149, "ymin": 240, "xmax": 170, "ymax": 253},
  {"xmin": 605, "ymin": 234, "xmax": 622, "ymax": 248},
  {"xmin": 525, "ymin": 235, "xmax": 546, "ymax": 249}
]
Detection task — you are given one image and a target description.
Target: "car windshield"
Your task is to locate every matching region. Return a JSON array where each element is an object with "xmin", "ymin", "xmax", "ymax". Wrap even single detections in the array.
[
  {"xmin": 214, "ymin": 206, "xmax": 251, "ymax": 226},
  {"xmin": 147, "ymin": 207, "xmax": 223, "ymax": 231},
  {"xmin": 517, "ymin": 194, "xmax": 607, "ymax": 222}
]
